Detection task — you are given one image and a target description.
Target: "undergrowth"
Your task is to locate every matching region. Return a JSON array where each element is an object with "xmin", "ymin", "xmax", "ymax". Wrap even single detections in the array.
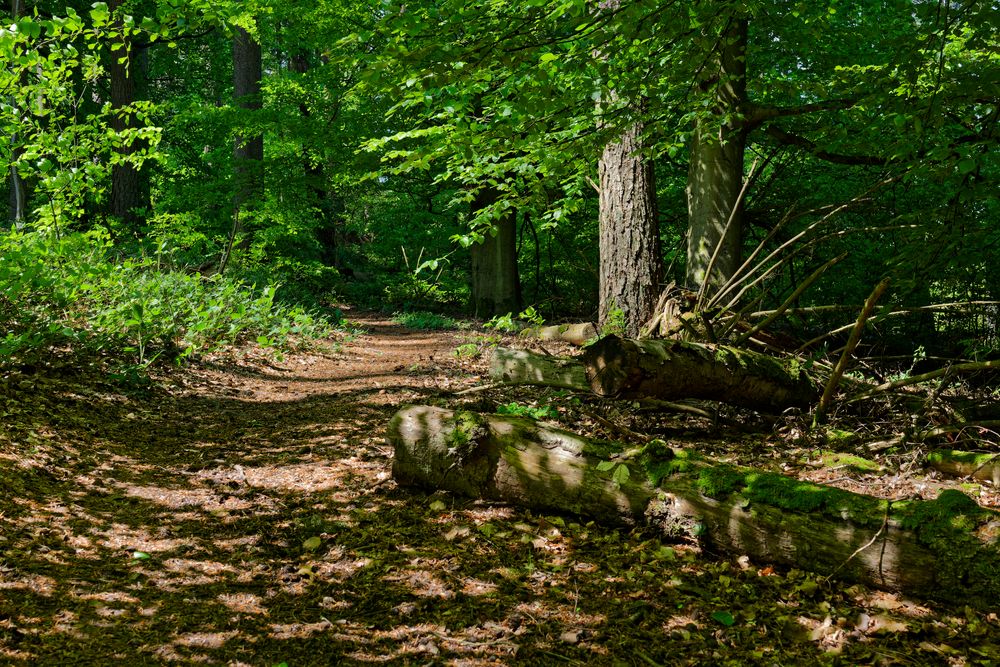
[
  {"xmin": 392, "ymin": 310, "xmax": 465, "ymax": 330},
  {"xmin": 0, "ymin": 230, "xmax": 339, "ymax": 370}
]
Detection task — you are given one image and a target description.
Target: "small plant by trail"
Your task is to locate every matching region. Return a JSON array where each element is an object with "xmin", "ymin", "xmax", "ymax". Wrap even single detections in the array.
[
  {"xmin": 392, "ymin": 311, "xmax": 466, "ymax": 330},
  {"xmin": 496, "ymin": 401, "xmax": 559, "ymax": 420}
]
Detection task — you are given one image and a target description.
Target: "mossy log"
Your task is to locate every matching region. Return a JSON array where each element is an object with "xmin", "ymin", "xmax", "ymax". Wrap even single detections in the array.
[
  {"xmin": 928, "ymin": 449, "xmax": 1000, "ymax": 485},
  {"xmin": 389, "ymin": 406, "xmax": 1000, "ymax": 606},
  {"xmin": 582, "ymin": 336, "xmax": 815, "ymax": 412},
  {"xmin": 520, "ymin": 323, "xmax": 598, "ymax": 346},
  {"xmin": 489, "ymin": 348, "xmax": 590, "ymax": 392}
]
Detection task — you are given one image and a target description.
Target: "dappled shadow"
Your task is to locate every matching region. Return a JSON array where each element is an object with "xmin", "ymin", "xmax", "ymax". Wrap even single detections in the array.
[{"xmin": 2, "ymin": 317, "xmax": 999, "ymax": 664}]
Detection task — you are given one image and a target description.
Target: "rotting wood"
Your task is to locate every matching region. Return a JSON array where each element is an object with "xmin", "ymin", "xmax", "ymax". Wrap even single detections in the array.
[
  {"xmin": 520, "ymin": 323, "xmax": 598, "ymax": 346},
  {"xmin": 490, "ymin": 342, "xmax": 814, "ymax": 413},
  {"xmin": 389, "ymin": 406, "xmax": 1000, "ymax": 607},
  {"xmin": 488, "ymin": 348, "xmax": 590, "ymax": 392},
  {"xmin": 928, "ymin": 449, "xmax": 1000, "ymax": 485},
  {"xmin": 581, "ymin": 336, "xmax": 815, "ymax": 413}
]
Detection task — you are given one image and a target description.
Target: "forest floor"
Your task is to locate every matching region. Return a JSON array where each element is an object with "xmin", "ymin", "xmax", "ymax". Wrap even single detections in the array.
[{"xmin": 1, "ymin": 313, "xmax": 999, "ymax": 666}]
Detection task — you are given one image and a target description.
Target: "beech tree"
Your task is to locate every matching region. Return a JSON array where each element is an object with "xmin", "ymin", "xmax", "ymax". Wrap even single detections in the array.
[
  {"xmin": 367, "ymin": 0, "xmax": 997, "ymax": 332},
  {"xmin": 233, "ymin": 22, "xmax": 263, "ymax": 214}
]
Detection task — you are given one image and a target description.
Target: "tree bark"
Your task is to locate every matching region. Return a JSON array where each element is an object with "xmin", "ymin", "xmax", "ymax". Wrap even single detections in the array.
[
  {"xmin": 598, "ymin": 120, "xmax": 661, "ymax": 337},
  {"xmin": 520, "ymin": 323, "xmax": 598, "ymax": 346},
  {"xmin": 489, "ymin": 348, "xmax": 590, "ymax": 392},
  {"xmin": 928, "ymin": 450, "xmax": 1000, "ymax": 485},
  {"xmin": 686, "ymin": 18, "xmax": 748, "ymax": 295},
  {"xmin": 488, "ymin": 341, "xmax": 813, "ymax": 412},
  {"xmin": 470, "ymin": 188, "xmax": 521, "ymax": 317},
  {"xmin": 107, "ymin": 0, "xmax": 150, "ymax": 230},
  {"xmin": 581, "ymin": 336, "xmax": 815, "ymax": 412},
  {"xmin": 233, "ymin": 24, "xmax": 264, "ymax": 214},
  {"xmin": 390, "ymin": 406, "xmax": 1000, "ymax": 607}
]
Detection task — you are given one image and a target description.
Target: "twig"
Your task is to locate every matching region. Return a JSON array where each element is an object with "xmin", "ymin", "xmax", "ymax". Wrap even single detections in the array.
[
  {"xmin": 733, "ymin": 253, "xmax": 846, "ymax": 346},
  {"xmin": 848, "ymin": 360, "xmax": 1000, "ymax": 404},
  {"xmin": 637, "ymin": 399, "xmax": 715, "ymax": 420},
  {"xmin": 453, "ymin": 383, "xmax": 501, "ymax": 396},
  {"xmin": 824, "ymin": 501, "xmax": 891, "ymax": 584},
  {"xmin": 814, "ymin": 278, "xmax": 890, "ymax": 426},
  {"xmin": 580, "ymin": 406, "xmax": 649, "ymax": 443}
]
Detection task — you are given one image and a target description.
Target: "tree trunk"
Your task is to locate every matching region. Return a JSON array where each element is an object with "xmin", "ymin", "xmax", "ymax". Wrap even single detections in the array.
[
  {"xmin": 108, "ymin": 1, "xmax": 146, "ymax": 230},
  {"xmin": 489, "ymin": 348, "xmax": 590, "ymax": 392},
  {"xmin": 598, "ymin": 120, "xmax": 661, "ymax": 337},
  {"xmin": 519, "ymin": 323, "xmax": 598, "ymax": 346},
  {"xmin": 290, "ymin": 51, "xmax": 338, "ymax": 265},
  {"xmin": 233, "ymin": 25, "xmax": 264, "ymax": 214},
  {"xmin": 470, "ymin": 189, "xmax": 521, "ymax": 318},
  {"xmin": 488, "ymin": 341, "xmax": 813, "ymax": 412},
  {"xmin": 928, "ymin": 450, "xmax": 1000, "ymax": 485},
  {"xmin": 685, "ymin": 18, "xmax": 748, "ymax": 295},
  {"xmin": 389, "ymin": 406, "xmax": 1000, "ymax": 607}
]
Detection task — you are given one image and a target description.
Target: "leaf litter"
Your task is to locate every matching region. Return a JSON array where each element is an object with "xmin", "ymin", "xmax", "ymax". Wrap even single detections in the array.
[{"xmin": 0, "ymin": 314, "xmax": 998, "ymax": 665}]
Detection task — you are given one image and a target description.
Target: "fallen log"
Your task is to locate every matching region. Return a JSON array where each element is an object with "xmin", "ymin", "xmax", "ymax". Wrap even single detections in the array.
[
  {"xmin": 389, "ymin": 405, "xmax": 1000, "ymax": 607},
  {"xmin": 582, "ymin": 336, "xmax": 815, "ymax": 412},
  {"xmin": 520, "ymin": 323, "xmax": 598, "ymax": 346},
  {"xmin": 489, "ymin": 344, "xmax": 812, "ymax": 414},
  {"xmin": 489, "ymin": 348, "xmax": 589, "ymax": 392},
  {"xmin": 928, "ymin": 449, "xmax": 1000, "ymax": 485}
]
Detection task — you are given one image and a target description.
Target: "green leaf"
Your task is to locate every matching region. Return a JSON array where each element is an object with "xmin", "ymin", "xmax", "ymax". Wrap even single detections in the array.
[
  {"xmin": 302, "ymin": 536, "xmax": 322, "ymax": 552},
  {"xmin": 711, "ymin": 611, "xmax": 735, "ymax": 626},
  {"xmin": 131, "ymin": 550, "xmax": 151, "ymax": 560},
  {"xmin": 596, "ymin": 460, "xmax": 616, "ymax": 472},
  {"xmin": 89, "ymin": 2, "xmax": 110, "ymax": 25},
  {"xmin": 612, "ymin": 464, "xmax": 631, "ymax": 486}
]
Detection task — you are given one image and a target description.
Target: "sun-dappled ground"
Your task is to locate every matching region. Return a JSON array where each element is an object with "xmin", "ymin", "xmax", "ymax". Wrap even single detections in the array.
[{"xmin": 2, "ymin": 314, "xmax": 999, "ymax": 665}]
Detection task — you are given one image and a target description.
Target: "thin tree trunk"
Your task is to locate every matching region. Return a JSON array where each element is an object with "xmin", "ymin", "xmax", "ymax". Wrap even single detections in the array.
[
  {"xmin": 108, "ymin": 0, "xmax": 146, "ymax": 230},
  {"xmin": 290, "ymin": 52, "xmax": 337, "ymax": 265},
  {"xmin": 470, "ymin": 189, "xmax": 521, "ymax": 317},
  {"xmin": 598, "ymin": 119, "xmax": 661, "ymax": 338},
  {"xmin": 233, "ymin": 25, "xmax": 264, "ymax": 216},
  {"xmin": 686, "ymin": 18, "xmax": 748, "ymax": 295}
]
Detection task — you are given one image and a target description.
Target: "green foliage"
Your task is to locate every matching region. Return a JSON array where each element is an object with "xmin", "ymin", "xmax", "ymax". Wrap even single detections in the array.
[
  {"xmin": 600, "ymin": 306, "xmax": 627, "ymax": 338},
  {"xmin": 496, "ymin": 402, "xmax": 558, "ymax": 421},
  {"xmin": 484, "ymin": 306, "xmax": 546, "ymax": 332},
  {"xmin": 392, "ymin": 311, "xmax": 463, "ymax": 331},
  {"xmin": 483, "ymin": 313, "xmax": 520, "ymax": 333},
  {"xmin": 0, "ymin": 231, "xmax": 336, "ymax": 370},
  {"xmin": 596, "ymin": 459, "xmax": 632, "ymax": 488}
]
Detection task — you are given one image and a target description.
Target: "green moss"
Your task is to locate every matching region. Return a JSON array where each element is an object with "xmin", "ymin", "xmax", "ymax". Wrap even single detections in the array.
[
  {"xmin": 817, "ymin": 450, "xmax": 880, "ymax": 472},
  {"xmin": 823, "ymin": 428, "xmax": 860, "ymax": 447},
  {"xmin": 696, "ymin": 465, "xmax": 748, "ymax": 498},
  {"xmin": 447, "ymin": 411, "xmax": 486, "ymax": 456},
  {"xmin": 928, "ymin": 449, "xmax": 997, "ymax": 468},
  {"xmin": 692, "ymin": 464, "xmax": 886, "ymax": 526},
  {"xmin": 638, "ymin": 439, "xmax": 674, "ymax": 486}
]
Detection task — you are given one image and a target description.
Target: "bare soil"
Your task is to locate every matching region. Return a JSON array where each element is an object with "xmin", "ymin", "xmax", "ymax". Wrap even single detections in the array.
[{"xmin": 1, "ymin": 315, "xmax": 998, "ymax": 665}]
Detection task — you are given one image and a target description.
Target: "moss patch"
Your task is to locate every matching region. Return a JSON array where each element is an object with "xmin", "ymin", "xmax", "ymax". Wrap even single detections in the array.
[
  {"xmin": 814, "ymin": 450, "xmax": 882, "ymax": 473},
  {"xmin": 928, "ymin": 449, "xmax": 998, "ymax": 468}
]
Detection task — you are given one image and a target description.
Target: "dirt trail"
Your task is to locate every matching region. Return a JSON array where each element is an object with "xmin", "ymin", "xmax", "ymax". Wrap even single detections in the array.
[
  {"xmin": 2, "ymin": 316, "xmax": 999, "ymax": 665},
  {"xmin": 0, "ymin": 316, "xmax": 487, "ymax": 664}
]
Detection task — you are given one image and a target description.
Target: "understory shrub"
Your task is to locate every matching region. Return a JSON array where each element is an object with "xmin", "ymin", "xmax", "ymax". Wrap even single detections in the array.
[{"xmin": 0, "ymin": 230, "xmax": 338, "ymax": 369}]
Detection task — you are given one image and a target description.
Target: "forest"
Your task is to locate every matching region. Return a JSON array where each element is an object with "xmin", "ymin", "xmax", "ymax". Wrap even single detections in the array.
[{"xmin": 2, "ymin": 0, "xmax": 999, "ymax": 664}]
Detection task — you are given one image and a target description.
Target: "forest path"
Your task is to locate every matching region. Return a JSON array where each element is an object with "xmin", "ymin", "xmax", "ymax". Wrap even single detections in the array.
[
  {"xmin": 3, "ymin": 315, "xmax": 998, "ymax": 664},
  {"xmin": 0, "ymin": 315, "xmax": 507, "ymax": 665}
]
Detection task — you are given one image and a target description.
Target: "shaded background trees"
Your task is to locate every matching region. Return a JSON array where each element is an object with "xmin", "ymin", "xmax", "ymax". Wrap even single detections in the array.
[{"xmin": 1, "ymin": 0, "xmax": 997, "ymax": 365}]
